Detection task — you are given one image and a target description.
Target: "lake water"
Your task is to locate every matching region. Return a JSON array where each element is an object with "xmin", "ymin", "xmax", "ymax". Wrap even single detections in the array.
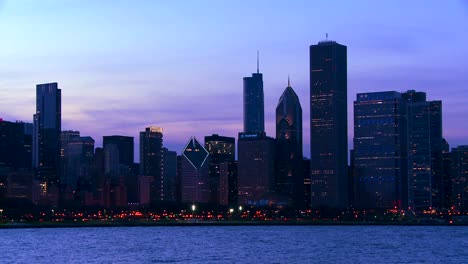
[{"xmin": 1, "ymin": 226, "xmax": 467, "ymax": 263}]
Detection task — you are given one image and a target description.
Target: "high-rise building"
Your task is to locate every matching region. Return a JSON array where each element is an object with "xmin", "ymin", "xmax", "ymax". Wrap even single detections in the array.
[
  {"xmin": 442, "ymin": 139, "xmax": 452, "ymax": 209},
  {"xmin": 138, "ymin": 175, "xmax": 154, "ymax": 205},
  {"xmin": 103, "ymin": 135, "xmax": 134, "ymax": 167},
  {"xmin": 303, "ymin": 158, "xmax": 311, "ymax": 207},
  {"xmin": 353, "ymin": 92, "xmax": 408, "ymax": 209},
  {"xmin": 61, "ymin": 134, "xmax": 95, "ymax": 189},
  {"xmin": 33, "ymin": 83, "xmax": 61, "ymax": 188},
  {"xmin": 219, "ymin": 161, "xmax": 238, "ymax": 206},
  {"xmin": 243, "ymin": 52, "xmax": 264, "ymax": 133},
  {"xmin": 0, "ymin": 119, "xmax": 29, "ymax": 170},
  {"xmin": 450, "ymin": 146, "xmax": 468, "ymax": 212},
  {"xmin": 275, "ymin": 78, "xmax": 303, "ymax": 207},
  {"xmin": 430, "ymin": 102, "xmax": 444, "ymax": 209},
  {"xmin": 204, "ymin": 134, "xmax": 235, "ymax": 204},
  {"xmin": 309, "ymin": 39, "xmax": 348, "ymax": 209},
  {"xmin": 104, "ymin": 144, "xmax": 120, "ymax": 179},
  {"xmin": 402, "ymin": 90, "xmax": 443, "ymax": 211},
  {"xmin": 180, "ymin": 137, "xmax": 210, "ymax": 204},
  {"xmin": 139, "ymin": 126, "xmax": 164, "ymax": 201},
  {"xmin": 237, "ymin": 132, "xmax": 275, "ymax": 206},
  {"xmin": 162, "ymin": 147, "xmax": 177, "ymax": 202},
  {"xmin": 60, "ymin": 130, "xmax": 80, "ymax": 187}
]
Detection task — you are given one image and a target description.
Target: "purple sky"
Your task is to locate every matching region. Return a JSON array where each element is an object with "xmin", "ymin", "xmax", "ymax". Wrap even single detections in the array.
[{"xmin": 1, "ymin": 1, "xmax": 468, "ymax": 160}]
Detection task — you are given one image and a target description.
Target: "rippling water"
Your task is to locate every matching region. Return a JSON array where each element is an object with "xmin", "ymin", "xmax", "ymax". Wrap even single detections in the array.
[{"xmin": 1, "ymin": 226, "xmax": 467, "ymax": 263}]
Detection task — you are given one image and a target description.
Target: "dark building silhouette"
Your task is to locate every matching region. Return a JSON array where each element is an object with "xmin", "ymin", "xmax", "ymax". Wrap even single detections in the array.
[
  {"xmin": 5, "ymin": 171, "xmax": 33, "ymax": 201},
  {"xmin": 204, "ymin": 134, "xmax": 235, "ymax": 204},
  {"xmin": 353, "ymin": 92, "xmax": 408, "ymax": 209},
  {"xmin": 243, "ymin": 52, "xmax": 264, "ymax": 133},
  {"xmin": 162, "ymin": 147, "xmax": 177, "ymax": 202},
  {"xmin": 348, "ymin": 149, "xmax": 355, "ymax": 208},
  {"xmin": 139, "ymin": 126, "xmax": 164, "ymax": 201},
  {"xmin": 442, "ymin": 139, "xmax": 452, "ymax": 209},
  {"xmin": 33, "ymin": 83, "xmax": 61, "ymax": 195},
  {"xmin": 180, "ymin": 137, "xmax": 210, "ymax": 204},
  {"xmin": 219, "ymin": 161, "xmax": 238, "ymax": 207},
  {"xmin": 402, "ymin": 90, "xmax": 443, "ymax": 211},
  {"xmin": 93, "ymin": 147, "xmax": 106, "ymax": 204},
  {"xmin": 138, "ymin": 175, "xmax": 153, "ymax": 205},
  {"xmin": 450, "ymin": 145, "xmax": 468, "ymax": 212},
  {"xmin": 303, "ymin": 158, "xmax": 311, "ymax": 207},
  {"xmin": 275, "ymin": 78, "xmax": 303, "ymax": 207},
  {"xmin": 65, "ymin": 136, "xmax": 94, "ymax": 189},
  {"xmin": 125, "ymin": 162, "xmax": 140, "ymax": 204},
  {"xmin": 60, "ymin": 130, "xmax": 80, "ymax": 187},
  {"xmin": 309, "ymin": 39, "xmax": 348, "ymax": 209},
  {"xmin": 103, "ymin": 135, "xmax": 134, "ymax": 167},
  {"xmin": 0, "ymin": 120, "xmax": 31, "ymax": 170},
  {"xmin": 104, "ymin": 143, "xmax": 120, "ymax": 179},
  {"xmin": 237, "ymin": 132, "xmax": 275, "ymax": 206}
]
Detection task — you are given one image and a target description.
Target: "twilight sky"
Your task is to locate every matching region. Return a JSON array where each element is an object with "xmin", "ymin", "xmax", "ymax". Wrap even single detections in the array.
[{"xmin": 1, "ymin": 0, "xmax": 468, "ymax": 160}]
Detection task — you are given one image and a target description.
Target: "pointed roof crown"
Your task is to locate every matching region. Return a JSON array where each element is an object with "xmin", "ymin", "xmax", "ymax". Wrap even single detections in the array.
[{"xmin": 182, "ymin": 137, "xmax": 209, "ymax": 169}]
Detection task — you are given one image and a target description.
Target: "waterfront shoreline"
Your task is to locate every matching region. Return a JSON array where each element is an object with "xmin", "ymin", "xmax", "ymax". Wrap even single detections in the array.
[{"xmin": 1, "ymin": 220, "xmax": 466, "ymax": 229}]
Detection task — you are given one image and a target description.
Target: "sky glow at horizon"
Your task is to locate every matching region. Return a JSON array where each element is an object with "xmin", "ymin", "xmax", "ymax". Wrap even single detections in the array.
[{"xmin": 1, "ymin": 0, "xmax": 468, "ymax": 160}]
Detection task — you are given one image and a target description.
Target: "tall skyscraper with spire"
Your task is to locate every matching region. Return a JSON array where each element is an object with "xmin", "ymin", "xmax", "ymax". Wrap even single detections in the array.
[
  {"xmin": 310, "ymin": 39, "xmax": 348, "ymax": 209},
  {"xmin": 275, "ymin": 77, "xmax": 303, "ymax": 207},
  {"xmin": 243, "ymin": 51, "xmax": 264, "ymax": 133}
]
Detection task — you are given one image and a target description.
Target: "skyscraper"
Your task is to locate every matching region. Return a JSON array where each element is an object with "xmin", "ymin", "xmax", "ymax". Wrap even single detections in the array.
[
  {"xmin": 353, "ymin": 92, "xmax": 408, "ymax": 209},
  {"xmin": 60, "ymin": 131, "xmax": 95, "ymax": 189},
  {"xmin": 402, "ymin": 90, "xmax": 443, "ymax": 211},
  {"xmin": 60, "ymin": 130, "xmax": 80, "ymax": 187},
  {"xmin": 180, "ymin": 137, "xmax": 210, "ymax": 204},
  {"xmin": 204, "ymin": 134, "xmax": 235, "ymax": 204},
  {"xmin": 0, "ymin": 119, "xmax": 29, "ymax": 171},
  {"xmin": 139, "ymin": 126, "xmax": 164, "ymax": 201},
  {"xmin": 33, "ymin": 83, "xmax": 61, "ymax": 188},
  {"xmin": 103, "ymin": 135, "xmax": 134, "ymax": 167},
  {"xmin": 104, "ymin": 143, "xmax": 120, "ymax": 179},
  {"xmin": 162, "ymin": 147, "xmax": 178, "ymax": 202},
  {"xmin": 450, "ymin": 145, "xmax": 468, "ymax": 212},
  {"xmin": 309, "ymin": 39, "xmax": 348, "ymax": 209},
  {"xmin": 243, "ymin": 52, "xmax": 264, "ymax": 133},
  {"xmin": 237, "ymin": 132, "xmax": 275, "ymax": 206},
  {"xmin": 275, "ymin": 78, "xmax": 303, "ymax": 207}
]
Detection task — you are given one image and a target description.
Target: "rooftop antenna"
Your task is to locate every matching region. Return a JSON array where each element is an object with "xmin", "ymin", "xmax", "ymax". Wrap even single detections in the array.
[
  {"xmin": 256, "ymin": 50, "xmax": 260, "ymax": 73},
  {"xmin": 326, "ymin": 33, "xmax": 328, "ymax": 40},
  {"xmin": 288, "ymin": 75, "xmax": 291, "ymax": 87}
]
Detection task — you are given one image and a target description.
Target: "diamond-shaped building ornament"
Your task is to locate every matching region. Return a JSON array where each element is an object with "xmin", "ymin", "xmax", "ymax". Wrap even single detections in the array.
[{"xmin": 182, "ymin": 137, "xmax": 209, "ymax": 169}]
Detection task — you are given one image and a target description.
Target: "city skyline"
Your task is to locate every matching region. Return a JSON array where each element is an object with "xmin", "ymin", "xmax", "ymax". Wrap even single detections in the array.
[{"xmin": 1, "ymin": 1, "xmax": 468, "ymax": 159}]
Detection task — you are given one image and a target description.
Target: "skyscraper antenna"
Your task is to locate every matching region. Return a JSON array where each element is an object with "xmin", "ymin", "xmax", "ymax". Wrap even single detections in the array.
[
  {"xmin": 288, "ymin": 75, "xmax": 290, "ymax": 87},
  {"xmin": 326, "ymin": 33, "xmax": 328, "ymax": 40},
  {"xmin": 257, "ymin": 50, "xmax": 259, "ymax": 73}
]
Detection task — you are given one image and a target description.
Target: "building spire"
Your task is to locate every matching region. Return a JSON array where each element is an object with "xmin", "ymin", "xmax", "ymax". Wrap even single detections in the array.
[
  {"xmin": 257, "ymin": 50, "xmax": 259, "ymax": 74},
  {"xmin": 288, "ymin": 75, "xmax": 291, "ymax": 87}
]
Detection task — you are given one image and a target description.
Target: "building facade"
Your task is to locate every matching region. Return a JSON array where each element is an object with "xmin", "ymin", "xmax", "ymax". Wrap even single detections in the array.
[
  {"xmin": 33, "ymin": 83, "xmax": 62, "ymax": 192},
  {"xmin": 162, "ymin": 147, "xmax": 177, "ymax": 202},
  {"xmin": 103, "ymin": 135, "xmax": 134, "ymax": 167},
  {"xmin": 139, "ymin": 126, "xmax": 164, "ymax": 201},
  {"xmin": 450, "ymin": 146, "xmax": 468, "ymax": 212},
  {"xmin": 353, "ymin": 92, "xmax": 408, "ymax": 209},
  {"xmin": 204, "ymin": 134, "xmax": 235, "ymax": 204},
  {"xmin": 310, "ymin": 40, "xmax": 348, "ymax": 209},
  {"xmin": 180, "ymin": 137, "xmax": 210, "ymax": 204},
  {"xmin": 402, "ymin": 90, "xmax": 443, "ymax": 211},
  {"xmin": 275, "ymin": 78, "xmax": 303, "ymax": 207},
  {"xmin": 237, "ymin": 132, "xmax": 275, "ymax": 206}
]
